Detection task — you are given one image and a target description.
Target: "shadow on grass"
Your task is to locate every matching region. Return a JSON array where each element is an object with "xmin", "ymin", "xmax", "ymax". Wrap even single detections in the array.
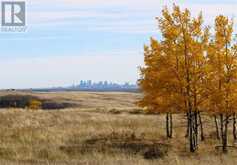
[{"xmin": 60, "ymin": 132, "xmax": 170, "ymax": 160}]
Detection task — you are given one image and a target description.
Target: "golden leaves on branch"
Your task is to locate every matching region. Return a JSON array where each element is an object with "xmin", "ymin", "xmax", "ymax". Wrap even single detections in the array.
[{"xmin": 138, "ymin": 4, "xmax": 237, "ymax": 115}]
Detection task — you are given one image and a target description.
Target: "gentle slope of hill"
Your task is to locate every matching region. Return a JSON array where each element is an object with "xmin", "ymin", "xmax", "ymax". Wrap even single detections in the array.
[{"xmin": 0, "ymin": 91, "xmax": 235, "ymax": 164}]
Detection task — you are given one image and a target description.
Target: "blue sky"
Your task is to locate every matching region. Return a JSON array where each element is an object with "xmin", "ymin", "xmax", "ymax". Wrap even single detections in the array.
[{"xmin": 0, "ymin": 0, "xmax": 237, "ymax": 89}]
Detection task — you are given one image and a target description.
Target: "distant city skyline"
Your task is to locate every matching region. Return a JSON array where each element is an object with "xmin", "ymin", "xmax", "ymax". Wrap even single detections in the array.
[
  {"xmin": 5, "ymin": 80, "xmax": 138, "ymax": 90},
  {"xmin": 69, "ymin": 80, "xmax": 138, "ymax": 91},
  {"xmin": 27, "ymin": 80, "xmax": 138, "ymax": 92},
  {"xmin": 73, "ymin": 80, "xmax": 137, "ymax": 86}
]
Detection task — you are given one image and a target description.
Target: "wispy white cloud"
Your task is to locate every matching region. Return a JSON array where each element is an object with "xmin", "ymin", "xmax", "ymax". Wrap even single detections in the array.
[
  {"xmin": 26, "ymin": 0, "xmax": 237, "ymax": 34},
  {"xmin": 30, "ymin": 0, "xmax": 165, "ymax": 8}
]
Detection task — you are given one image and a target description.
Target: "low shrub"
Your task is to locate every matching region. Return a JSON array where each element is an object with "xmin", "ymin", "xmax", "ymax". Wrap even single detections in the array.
[
  {"xmin": 41, "ymin": 101, "xmax": 72, "ymax": 110},
  {"xmin": 28, "ymin": 99, "xmax": 42, "ymax": 110},
  {"xmin": 0, "ymin": 95, "xmax": 77, "ymax": 110},
  {"xmin": 0, "ymin": 95, "xmax": 40, "ymax": 108}
]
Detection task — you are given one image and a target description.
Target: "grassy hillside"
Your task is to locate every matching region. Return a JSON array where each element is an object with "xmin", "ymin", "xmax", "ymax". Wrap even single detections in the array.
[{"xmin": 0, "ymin": 91, "xmax": 235, "ymax": 164}]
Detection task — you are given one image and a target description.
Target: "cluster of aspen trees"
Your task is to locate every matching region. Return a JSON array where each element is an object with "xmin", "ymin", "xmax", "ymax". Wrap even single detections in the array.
[{"xmin": 138, "ymin": 5, "xmax": 237, "ymax": 153}]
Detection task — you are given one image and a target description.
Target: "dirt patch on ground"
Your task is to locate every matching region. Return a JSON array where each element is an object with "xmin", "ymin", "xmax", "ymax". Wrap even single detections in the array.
[{"xmin": 60, "ymin": 132, "xmax": 169, "ymax": 159}]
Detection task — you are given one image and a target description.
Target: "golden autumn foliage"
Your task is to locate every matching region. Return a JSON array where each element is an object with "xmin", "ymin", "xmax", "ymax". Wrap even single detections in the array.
[
  {"xmin": 28, "ymin": 99, "xmax": 42, "ymax": 110},
  {"xmin": 138, "ymin": 4, "xmax": 237, "ymax": 153},
  {"xmin": 139, "ymin": 5, "xmax": 210, "ymax": 114},
  {"xmin": 208, "ymin": 15, "xmax": 237, "ymax": 115}
]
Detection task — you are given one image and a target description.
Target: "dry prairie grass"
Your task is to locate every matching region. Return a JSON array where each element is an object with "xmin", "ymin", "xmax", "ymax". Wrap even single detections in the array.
[
  {"xmin": 0, "ymin": 91, "xmax": 141, "ymax": 110},
  {"xmin": 0, "ymin": 91, "xmax": 236, "ymax": 164}
]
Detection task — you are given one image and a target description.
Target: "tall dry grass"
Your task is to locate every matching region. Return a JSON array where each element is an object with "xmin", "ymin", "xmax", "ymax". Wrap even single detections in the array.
[{"xmin": 0, "ymin": 91, "xmax": 235, "ymax": 164}]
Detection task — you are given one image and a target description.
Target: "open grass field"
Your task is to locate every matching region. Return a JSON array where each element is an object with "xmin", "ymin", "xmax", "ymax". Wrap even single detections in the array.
[{"xmin": 0, "ymin": 91, "xmax": 236, "ymax": 164}]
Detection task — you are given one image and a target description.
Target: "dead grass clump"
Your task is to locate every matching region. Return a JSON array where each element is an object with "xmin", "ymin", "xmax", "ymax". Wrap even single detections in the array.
[
  {"xmin": 215, "ymin": 146, "xmax": 237, "ymax": 153},
  {"xmin": 208, "ymin": 131, "xmax": 219, "ymax": 139},
  {"xmin": 108, "ymin": 109, "xmax": 122, "ymax": 114},
  {"xmin": 128, "ymin": 108, "xmax": 144, "ymax": 115},
  {"xmin": 60, "ymin": 132, "xmax": 169, "ymax": 160},
  {"xmin": 0, "ymin": 147, "xmax": 16, "ymax": 159},
  {"xmin": 41, "ymin": 101, "xmax": 77, "ymax": 110}
]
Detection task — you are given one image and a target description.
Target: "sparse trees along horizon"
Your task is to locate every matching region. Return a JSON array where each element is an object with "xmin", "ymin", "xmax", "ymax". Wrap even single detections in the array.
[{"xmin": 138, "ymin": 4, "xmax": 237, "ymax": 153}]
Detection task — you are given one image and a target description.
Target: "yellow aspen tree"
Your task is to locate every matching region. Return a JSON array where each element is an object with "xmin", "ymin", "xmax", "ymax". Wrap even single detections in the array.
[
  {"xmin": 138, "ymin": 38, "xmax": 162, "ymax": 112},
  {"xmin": 157, "ymin": 7, "xmax": 186, "ymax": 138},
  {"xmin": 207, "ymin": 15, "xmax": 237, "ymax": 153},
  {"xmin": 138, "ymin": 38, "xmax": 177, "ymax": 138},
  {"xmin": 139, "ymin": 5, "xmax": 209, "ymax": 152},
  {"xmin": 159, "ymin": 5, "xmax": 209, "ymax": 152}
]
